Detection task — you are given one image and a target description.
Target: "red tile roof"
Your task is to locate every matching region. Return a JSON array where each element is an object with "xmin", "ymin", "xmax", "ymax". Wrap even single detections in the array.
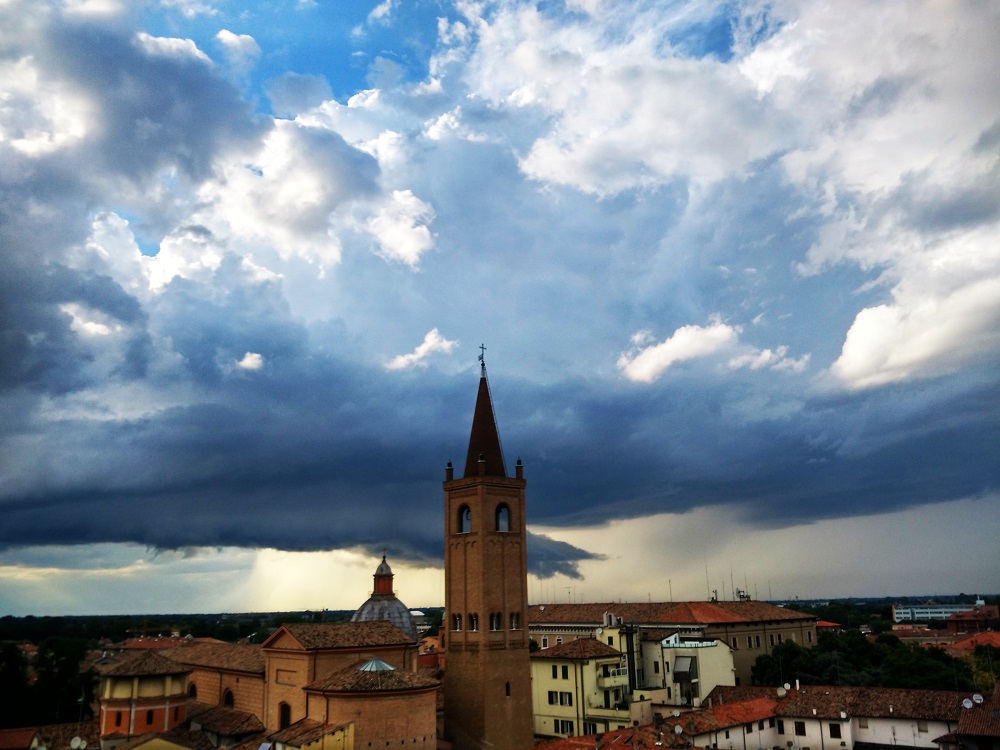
[
  {"xmin": 163, "ymin": 642, "xmax": 264, "ymax": 674},
  {"xmin": 706, "ymin": 685, "xmax": 966, "ymax": 721},
  {"xmin": 0, "ymin": 729, "xmax": 38, "ymax": 750},
  {"xmin": 531, "ymin": 638, "xmax": 621, "ymax": 660},
  {"xmin": 947, "ymin": 631, "xmax": 1000, "ymax": 653},
  {"xmin": 956, "ymin": 687, "xmax": 1000, "ymax": 738},
  {"xmin": 660, "ymin": 697, "xmax": 779, "ymax": 734},
  {"xmin": 268, "ymin": 719, "xmax": 350, "ymax": 747},
  {"xmin": 528, "ymin": 601, "xmax": 814, "ymax": 626},
  {"xmin": 186, "ymin": 702, "xmax": 265, "ymax": 736},
  {"xmin": 305, "ymin": 660, "xmax": 439, "ymax": 693},
  {"xmin": 95, "ymin": 650, "xmax": 188, "ymax": 677},
  {"xmin": 264, "ymin": 621, "xmax": 413, "ymax": 650}
]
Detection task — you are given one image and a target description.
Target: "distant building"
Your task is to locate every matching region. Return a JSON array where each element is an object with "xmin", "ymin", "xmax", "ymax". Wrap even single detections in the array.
[
  {"xmin": 892, "ymin": 600, "xmax": 988, "ymax": 623},
  {"xmin": 529, "ymin": 600, "xmax": 816, "ymax": 686}
]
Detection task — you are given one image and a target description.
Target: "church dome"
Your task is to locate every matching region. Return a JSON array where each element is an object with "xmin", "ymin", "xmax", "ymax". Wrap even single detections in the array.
[{"xmin": 351, "ymin": 555, "xmax": 418, "ymax": 641}]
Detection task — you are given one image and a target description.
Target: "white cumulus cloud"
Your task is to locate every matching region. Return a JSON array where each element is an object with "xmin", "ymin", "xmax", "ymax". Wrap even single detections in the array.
[
  {"xmin": 618, "ymin": 319, "xmax": 740, "ymax": 383},
  {"xmin": 384, "ymin": 328, "xmax": 458, "ymax": 371}
]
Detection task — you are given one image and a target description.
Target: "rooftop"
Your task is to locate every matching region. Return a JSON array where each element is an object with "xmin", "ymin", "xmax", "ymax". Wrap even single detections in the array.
[
  {"xmin": 529, "ymin": 601, "xmax": 815, "ymax": 626},
  {"xmin": 531, "ymin": 638, "xmax": 621, "ymax": 660},
  {"xmin": 263, "ymin": 620, "xmax": 413, "ymax": 650},
  {"xmin": 305, "ymin": 659, "xmax": 439, "ymax": 693},
  {"xmin": 164, "ymin": 641, "xmax": 265, "ymax": 674}
]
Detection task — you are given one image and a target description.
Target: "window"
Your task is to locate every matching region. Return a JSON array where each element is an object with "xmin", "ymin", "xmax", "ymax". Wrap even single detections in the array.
[
  {"xmin": 505, "ymin": 681, "xmax": 510, "ymax": 697},
  {"xmin": 917, "ymin": 721, "xmax": 928, "ymax": 733},
  {"xmin": 858, "ymin": 718, "xmax": 868, "ymax": 729},
  {"xmin": 458, "ymin": 505, "xmax": 471, "ymax": 533},
  {"xmin": 654, "ymin": 661, "xmax": 660, "ymax": 674},
  {"xmin": 759, "ymin": 721, "xmax": 765, "ymax": 730},
  {"xmin": 560, "ymin": 692, "xmax": 573, "ymax": 706},
  {"xmin": 667, "ymin": 687, "xmax": 671, "ymax": 699},
  {"xmin": 552, "ymin": 665, "xmax": 558, "ymax": 679},
  {"xmin": 769, "ymin": 719, "xmax": 775, "ymax": 728},
  {"xmin": 562, "ymin": 665, "xmax": 569, "ymax": 679},
  {"xmin": 490, "ymin": 613, "xmax": 501, "ymax": 631},
  {"xmin": 777, "ymin": 634, "xmax": 783, "ymax": 643},
  {"xmin": 794, "ymin": 722, "xmax": 806, "ymax": 737},
  {"xmin": 542, "ymin": 636, "xmax": 549, "ymax": 648},
  {"xmin": 279, "ymin": 703, "xmax": 291, "ymax": 730},
  {"xmin": 769, "ymin": 634, "xmax": 775, "ymax": 646},
  {"xmin": 116, "ymin": 712, "xmax": 122, "ymax": 728},
  {"xmin": 584, "ymin": 723, "xmax": 598, "ymax": 735},
  {"xmin": 829, "ymin": 724, "xmax": 841, "ymax": 739},
  {"xmin": 452, "ymin": 613, "xmax": 462, "ymax": 631},
  {"xmin": 608, "ymin": 636, "xmax": 614, "ymax": 646},
  {"xmin": 556, "ymin": 637, "xmax": 563, "ymax": 645},
  {"xmin": 807, "ymin": 631, "xmax": 813, "ymax": 643},
  {"xmin": 188, "ymin": 683, "xmax": 197, "ymax": 698},
  {"xmin": 777, "ymin": 720, "xmax": 785, "ymax": 735},
  {"xmin": 556, "ymin": 720, "xmax": 575, "ymax": 736},
  {"xmin": 548, "ymin": 691, "xmax": 558, "ymax": 705},
  {"xmin": 223, "ymin": 689, "xmax": 234, "ymax": 708},
  {"xmin": 755, "ymin": 635, "xmax": 761, "ymax": 648},
  {"xmin": 747, "ymin": 636, "xmax": 753, "ymax": 649},
  {"xmin": 732, "ymin": 637, "xmax": 738, "ymax": 648},
  {"xmin": 146, "ymin": 710, "xmax": 153, "ymax": 725},
  {"xmin": 496, "ymin": 504, "xmax": 510, "ymax": 531},
  {"xmin": 747, "ymin": 723, "xmax": 754, "ymax": 734},
  {"xmin": 510, "ymin": 612, "xmax": 520, "ymax": 630},
  {"xmin": 724, "ymin": 731, "xmax": 730, "ymax": 740},
  {"xmin": 468, "ymin": 613, "xmax": 479, "ymax": 631},
  {"xmin": 174, "ymin": 707, "xmax": 180, "ymax": 721}
]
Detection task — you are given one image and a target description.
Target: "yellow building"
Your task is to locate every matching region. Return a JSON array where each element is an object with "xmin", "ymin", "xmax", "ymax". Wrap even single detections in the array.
[{"xmin": 529, "ymin": 638, "xmax": 633, "ymax": 739}]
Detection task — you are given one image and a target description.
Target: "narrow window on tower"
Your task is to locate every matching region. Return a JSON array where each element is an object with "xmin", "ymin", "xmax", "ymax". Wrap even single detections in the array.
[
  {"xmin": 468, "ymin": 613, "xmax": 479, "ymax": 631},
  {"xmin": 490, "ymin": 613, "xmax": 501, "ymax": 631},
  {"xmin": 510, "ymin": 612, "xmax": 520, "ymax": 630},
  {"xmin": 506, "ymin": 681, "xmax": 511, "ymax": 697},
  {"xmin": 452, "ymin": 613, "xmax": 462, "ymax": 631},
  {"xmin": 495, "ymin": 504, "xmax": 510, "ymax": 531},
  {"xmin": 458, "ymin": 506, "xmax": 471, "ymax": 534}
]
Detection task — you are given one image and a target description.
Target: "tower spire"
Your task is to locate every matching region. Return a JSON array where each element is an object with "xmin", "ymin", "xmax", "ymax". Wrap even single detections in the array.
[{"xmin": 463, "ymin": 350, "xmax": 506, "ymax": 478}]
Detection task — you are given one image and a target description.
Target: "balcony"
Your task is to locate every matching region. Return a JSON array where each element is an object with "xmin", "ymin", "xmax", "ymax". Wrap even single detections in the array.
[{"xmin": 597, "ymin": 667, "xmax": 629, "ymax": 689}]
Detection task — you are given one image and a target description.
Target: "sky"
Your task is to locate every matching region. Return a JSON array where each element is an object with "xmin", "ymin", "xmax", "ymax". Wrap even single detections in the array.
[{"xmin": 0, "ymin": 0, "xmax": 998, "ymax": 617}]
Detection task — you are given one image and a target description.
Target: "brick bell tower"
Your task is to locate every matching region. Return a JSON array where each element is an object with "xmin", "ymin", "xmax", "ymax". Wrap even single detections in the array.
[{"xmin": 443, "ymin": 353, "xmax": 533, "ymax": 750}]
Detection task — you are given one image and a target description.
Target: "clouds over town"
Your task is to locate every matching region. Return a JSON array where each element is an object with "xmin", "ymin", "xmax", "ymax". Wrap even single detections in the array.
[{"xmin": 0, "ymin": 0, "xmax": 997, "ymax": 615}]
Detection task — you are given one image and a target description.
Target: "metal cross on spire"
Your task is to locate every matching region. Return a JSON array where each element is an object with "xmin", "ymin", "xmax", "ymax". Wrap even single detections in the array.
[{"xmin": 478, "ymin": 343, "xmax": 487, "ymax": 373}]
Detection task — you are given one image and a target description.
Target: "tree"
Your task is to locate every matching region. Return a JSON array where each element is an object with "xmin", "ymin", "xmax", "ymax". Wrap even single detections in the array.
[
  {"xmin": 33, "ymin": 638, "xmax": 96, "ymax": 725},
  {"xmin": 0, "ymin": 643, "xmax": 30, "ymax": 728}
]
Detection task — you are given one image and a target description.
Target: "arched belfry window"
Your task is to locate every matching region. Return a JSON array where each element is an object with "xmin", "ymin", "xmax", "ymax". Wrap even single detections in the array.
[
  {"xmin": 495, "ymin": 504, "xmax": 510, "ymax": 532},
  {"xmin": 188, "ymin": 683, "xmax": 197, "ymax": 699},
  {"xmin": 279, "ymin": 702, "xmax": 291, "ymax": 730},
  {"xmin": 452, "ymin": 613, "xmax": 462, "ymax": 631},
  {"xmin": 459, "ymin": 505, "xmax": 471, "ymax": 534},
  {"xmin": 468, "ymin": 613, "xmax": 479, "ymax": 631},
  {"xmin": 223, "ymin": 689, "xmax": 234, "ymax": 708}
]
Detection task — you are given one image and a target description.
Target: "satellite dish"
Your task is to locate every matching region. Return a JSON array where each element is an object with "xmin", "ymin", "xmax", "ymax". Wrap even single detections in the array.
[
  {"xmin": 673, "ymin": 710, "xmax": 681, "ymax": 718},
  {"xmin": 674, "ymin": 726, "xmax": 684, "ymax": 735},
  {"xmin": 597, "ymin": 628, "xmax": 603, "ymax": 635},
  {"xmin": 71, "ymin": 738, "xmax": 82, "ymax": 749},
  {"xmin": 962, "ymin": 699, "xmax": 974, "ymax": 709},
  {"xmin": 783, "ymin": 683, "xmax": 791, "ymax": 690},
  {"xmin": 777, "ymin": 688, "xmax": 787, "ymax": 697},
  {"xmin": 79, "ymin": 743, "xmax": 87, "ymax": 749},
  {"xmin": 973, "ymin": 694, "xmax": 984, "ymax": 704}
]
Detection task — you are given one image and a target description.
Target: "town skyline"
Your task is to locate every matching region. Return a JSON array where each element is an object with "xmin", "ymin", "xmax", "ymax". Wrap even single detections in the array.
[{"xmin": 1, "ymin": 0, "xmax": 998, "ymax": 617}]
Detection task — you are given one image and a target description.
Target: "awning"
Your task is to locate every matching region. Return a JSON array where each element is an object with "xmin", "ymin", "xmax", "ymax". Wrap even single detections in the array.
[{"xmin": 673, "ymin": 656, "xmax": 692, "ymax": 674}]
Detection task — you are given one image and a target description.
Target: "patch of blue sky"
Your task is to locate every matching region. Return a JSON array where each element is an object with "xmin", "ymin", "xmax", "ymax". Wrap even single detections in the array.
[{"xmin": 139, "ymin": 1, "xmax": 448, "ymax": 113}]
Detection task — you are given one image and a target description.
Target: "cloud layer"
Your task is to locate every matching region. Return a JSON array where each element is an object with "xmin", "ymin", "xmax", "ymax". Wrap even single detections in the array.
[{"xmin": 0, "ymin": 0, "xmax": 997, "ymax": 613}]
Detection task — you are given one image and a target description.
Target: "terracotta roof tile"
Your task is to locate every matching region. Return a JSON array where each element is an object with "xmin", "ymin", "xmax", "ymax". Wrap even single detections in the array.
[
  {"xmin": 163, "ymin": 642, "xmax": 264, "ymax": 674},
  {"xmin": 268, "ymin": 719, "xmax": 351, "ymax": 746},
  {"xmin": 706, "ymin": 685, "xmax": 966, "ymax": 721},
  {"xmin": 268, "ymin": 621, "xmax": 413, "ymax": 650},
  {"xmin": 956, "ymin": 688, "xmax": 1000, "ymax": 738},
  {"xmin": 305, "ymin": 660, "xmax": 439, "ymax": 693},
  {"xmin": 531, "ymin": 638, "xmax": 621, "ymax": 660},
  {"xmin": 95, "ymin": 650, "xmax": 188, "ymax": 677},
  {"xmin": 0, "ymin": 729, "xmax": 38, "ymax": 750},
  {"xmin": 660, "ymin": 697, "xmax": 779, "ymax": 734},
  {"xmin": 528, "ymin": 601, "xmax": 814, "ymax": 626},
  {"xmin": 186, "ymin": 703, "xmax": 264, "ymax": 736}
]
